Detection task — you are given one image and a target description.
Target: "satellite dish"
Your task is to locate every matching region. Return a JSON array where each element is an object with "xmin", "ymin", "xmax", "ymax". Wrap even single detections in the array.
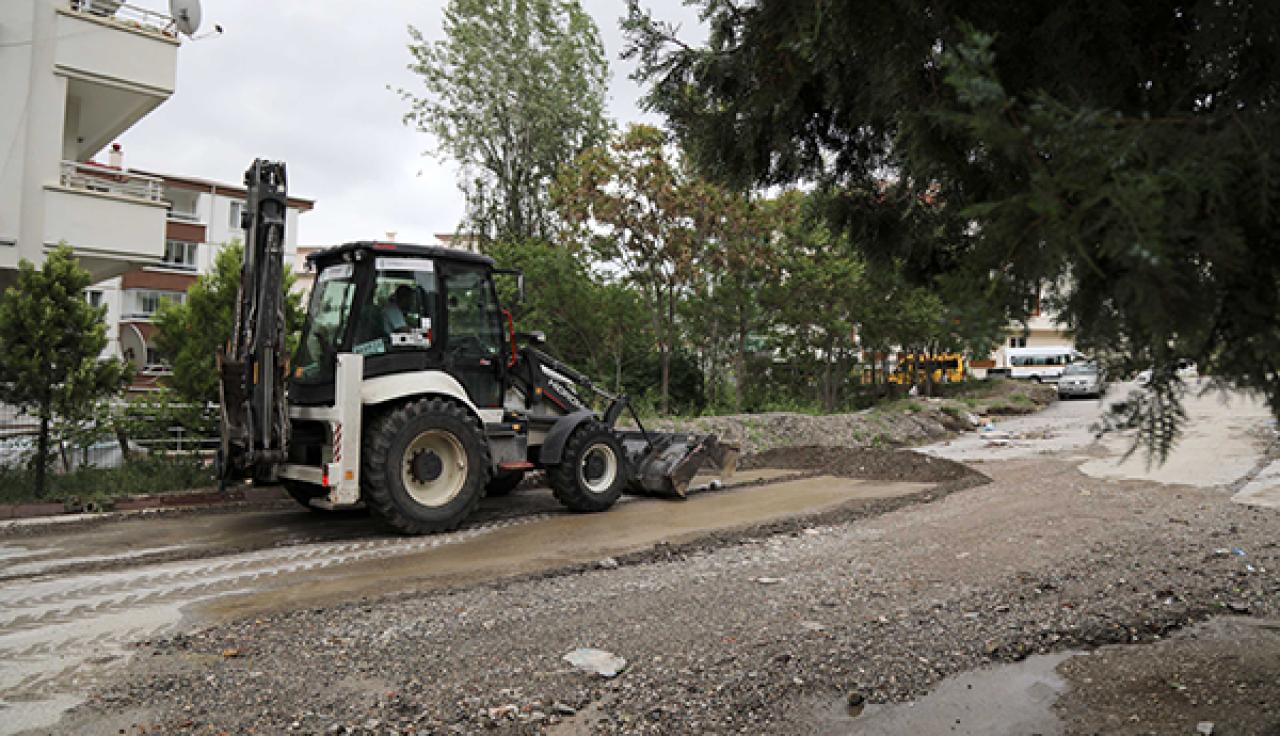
[{"xmin": 169, "ymin": 0, "xmax": 202, "ymax": 36}]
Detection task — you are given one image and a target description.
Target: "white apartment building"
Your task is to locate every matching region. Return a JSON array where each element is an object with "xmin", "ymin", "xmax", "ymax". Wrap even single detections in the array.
[
  {"xmin": 0, "ymin": 0, "xmax": 185, "ymax": 287},
  {"xmin": 88, "ymin": 167, "xmax": 314, "ymax": 390}
]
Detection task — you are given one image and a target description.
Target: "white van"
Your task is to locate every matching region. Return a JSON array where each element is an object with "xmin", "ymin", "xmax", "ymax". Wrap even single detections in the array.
[{"xmin": 1005, "ymin": 346, "xmax": 1086, "ymax": 383}]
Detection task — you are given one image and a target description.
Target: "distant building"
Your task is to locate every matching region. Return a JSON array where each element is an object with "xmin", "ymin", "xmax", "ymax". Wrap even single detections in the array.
[
  {"xmin": 0, "ymin": 0, "xmax": 186, "ymax": 288},
  {"xmin": 87, "ymin": 166, "xmax": 314, "ymax": 391},
  {"xmin": 972, "ymin": 287, "xmax": 1076, "ymax": 378}
]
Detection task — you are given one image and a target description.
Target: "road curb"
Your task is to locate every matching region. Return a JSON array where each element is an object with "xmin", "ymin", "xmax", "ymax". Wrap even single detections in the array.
[{"xmin": 0, "ymin": 486, "xmax": 286, "ymax": 522}]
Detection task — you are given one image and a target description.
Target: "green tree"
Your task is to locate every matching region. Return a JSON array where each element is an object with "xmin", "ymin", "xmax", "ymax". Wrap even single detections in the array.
[
  {"xmin": 154, "ymin": 243, "xmax": 303, "ymax": 404},
  {"xmin": 683, "ymin": 190, "xmax": 779, "ymax": 411},
  {"xmin": 626, "ymin": 0, "xmax": 1280, "ymax": 457},
  {"xmin": 401, "ymin": 0, "xmax": 610, "ymax": 243},
  {"xmin": 0, "ymin": 245, "xmax": 130, "ymax": 497},
  {"xmin": 555, "ymin": 124, "xmax": 733, "ymax": 414},
  {"xmin": 485, "ymin": 238, "xmax": 652, "ymax": 394}
]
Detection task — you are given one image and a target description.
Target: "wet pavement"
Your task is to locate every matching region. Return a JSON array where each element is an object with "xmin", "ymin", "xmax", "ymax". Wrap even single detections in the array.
[
  {"xmin": 925, "ymin": 380, "xmax": 1273, "ymax": 490},
  {"xmin": 0, "ymin": 468, "xmax": 926, "ymax": 733},
  {"xmin": 807, "ymin": 652, "xmax": 1072, "ymax": 735}
]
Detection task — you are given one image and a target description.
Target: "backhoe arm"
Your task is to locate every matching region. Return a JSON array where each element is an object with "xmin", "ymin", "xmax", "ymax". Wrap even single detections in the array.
[{"xmin": 217, "ymin": 159, "xmax": 291, "ymax": 487}]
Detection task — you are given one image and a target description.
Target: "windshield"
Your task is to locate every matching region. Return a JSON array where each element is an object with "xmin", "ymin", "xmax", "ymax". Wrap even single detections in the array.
[
  {"xmin": 1062, "ymin": 364, "xmax": 1097, "ymax": 376},
  {"xmin": 294, "ymin": 264, "xmax": 355, "ymax": 384}
]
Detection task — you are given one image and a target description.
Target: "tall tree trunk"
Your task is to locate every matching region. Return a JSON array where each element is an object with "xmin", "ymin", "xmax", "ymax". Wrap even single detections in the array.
[
  {"xmin": 659, "ymin": 285, "xmax": 676, "ymax": 415},
  {"xmin": 614, "ymin": 346, "xmax": 623, "ymax": 395},
  {"xmin": 115, "ymin": 426, "xmax": 132, "ymax": 463},
  {"xmin": 735, "ymin": 304, "xmax": 748, "ymax": 411},
  {"xmin": 35, "ymin": 413, "xmax": 49, "ymax": 499}
]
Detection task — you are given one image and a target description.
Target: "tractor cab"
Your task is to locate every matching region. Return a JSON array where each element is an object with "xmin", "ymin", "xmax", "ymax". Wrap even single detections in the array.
[{"xmin": 290, "ymin": 242, "xmax": 509, "ymax": 409}]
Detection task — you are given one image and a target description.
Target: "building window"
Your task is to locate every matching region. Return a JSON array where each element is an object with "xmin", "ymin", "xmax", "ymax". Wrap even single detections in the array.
[
  {"xmin": 128, "ymin": 289, "xmax": 185, "ymax": 319},
  {"xmin": 143, "ymin": 345, "xmax": 171, "ymax": 373},
  {"xmin": 230, "ymin": 201, "xmax": 243, "ymax": 229},
  {"xmin": 162, "ymin": 240, "xmax": 199, "ymax": 270},
  {"xmin": 1009, "ymin": 336, "xmax": 1027, "ymax": 349},
  {"xmin": 85, "ymin": 290, "xmax": 103, "ymax": 308}
]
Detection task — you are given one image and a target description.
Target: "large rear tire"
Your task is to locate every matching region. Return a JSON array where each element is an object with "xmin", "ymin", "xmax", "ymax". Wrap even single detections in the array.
[
  {"xmin": 548, "ymin": 421, "xmax": 625, "ymax": 513},
  {"xmin": 362, "ymin": 398, "xmax": 489, "ymax": 535}
]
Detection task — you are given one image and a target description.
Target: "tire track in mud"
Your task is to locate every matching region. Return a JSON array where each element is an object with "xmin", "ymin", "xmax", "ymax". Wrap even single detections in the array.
[{"xmin": 0, "ymin": 511, "xmax": 554, "ymax": 731}]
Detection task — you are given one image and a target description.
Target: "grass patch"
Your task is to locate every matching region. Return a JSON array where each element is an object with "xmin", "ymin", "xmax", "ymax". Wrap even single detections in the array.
[{"xmin": 0, "ymin": 455, "xmax": 215, "ymax": 506}]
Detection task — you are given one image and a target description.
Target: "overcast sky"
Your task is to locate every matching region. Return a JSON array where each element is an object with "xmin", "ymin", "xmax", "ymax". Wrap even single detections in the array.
[{"xmin": 118, "ymin": 1, "xmax": 704, "ymax": 246}]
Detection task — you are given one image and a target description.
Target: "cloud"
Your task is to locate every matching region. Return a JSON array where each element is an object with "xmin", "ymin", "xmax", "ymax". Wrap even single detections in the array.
[{"xmin": 118, "ymin": 0, "xmax": 704, "ymax": 246}]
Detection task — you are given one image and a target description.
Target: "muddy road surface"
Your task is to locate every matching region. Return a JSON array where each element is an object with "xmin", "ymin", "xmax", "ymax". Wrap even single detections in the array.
[
  {"xmin": 0, "ymin": 449, "xmax": 971, "ymax": 734},
  {"xmin": 7, "ymin": 385, "xmax": 1280, "ymax": 735}
]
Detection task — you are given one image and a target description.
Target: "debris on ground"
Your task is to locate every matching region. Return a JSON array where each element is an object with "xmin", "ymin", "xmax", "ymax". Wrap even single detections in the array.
[{"xmin": 563, "ymin": 648, "xmax": 627, "ymax": 678}]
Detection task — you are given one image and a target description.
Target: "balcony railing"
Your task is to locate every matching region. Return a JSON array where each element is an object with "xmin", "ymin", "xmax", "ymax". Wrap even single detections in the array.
[
  {"xmin": 67, "ymin": 0, "xmax": 177, "ymax": 39},
  {"xmin": 60, "ymin": 161, "xmax": 164, "ymax": 203},
  {"xmin": 166, "ymin": 209, "xmax": 201, "ymax": 223}
]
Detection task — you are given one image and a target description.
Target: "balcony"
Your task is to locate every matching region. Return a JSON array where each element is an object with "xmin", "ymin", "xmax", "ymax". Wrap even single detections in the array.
[
  {"xmin": 56, "ymin": 1, "xmax": 179, "ymax": 161},
  {"xmin": 166, "ymin": 209, "xmax": 201, "ymax": 223},
  {"xmin": 45, "ymin": 161, "xmax": 168, "ymax": 282},
  {"xmin": 59, "ymin": 160, "xmax": 163, "ymax": 202},
  {"xmin": 67, "ymin": 1, "xmax": 177, "ymax": 38}
]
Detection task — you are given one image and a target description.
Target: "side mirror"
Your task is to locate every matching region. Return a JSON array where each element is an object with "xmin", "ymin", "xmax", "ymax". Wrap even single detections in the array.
[{"xmin": 516, "ymin": 330, "xmax": 546, "ymax": 346}]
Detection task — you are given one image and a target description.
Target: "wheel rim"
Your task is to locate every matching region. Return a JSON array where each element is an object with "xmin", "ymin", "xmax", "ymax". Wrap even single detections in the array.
[
  {"xmin": 578, "ymin": 443, "xmax": 618, "ymax": 495},
  {"xmin": 401, "ymin": 429, "xmax": 467, "ymax": 507}
]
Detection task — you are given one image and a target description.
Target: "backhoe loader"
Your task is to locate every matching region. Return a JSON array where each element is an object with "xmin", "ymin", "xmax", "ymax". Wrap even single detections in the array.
[{"xmin": 217, "ymin": 160, "xmax": 737, "ymax": 534}]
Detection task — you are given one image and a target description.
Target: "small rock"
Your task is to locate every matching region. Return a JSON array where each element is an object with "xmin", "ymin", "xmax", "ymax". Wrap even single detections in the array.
[
  {"xmin": 755, "ymin": 576, "xmax": 784, "ymax": 585},
  {"xmin": 551, "ymin": 702, "xmax": 576, "ymax": 716},
  {"xmin": 597, "ymin": 557, "xmax": 619, "ymax": 570},
  {"xmin": 564, "ymin": 648, "xmax": 627, "ymax": 678},
  {"xmin": 1226, "ymin": 601, "xmax": 1251, "ymax": 615},
  {"xmin": 847, "ymin": 691, "xmax": 865, "ymax": 707},
  {"xmin": 220, "ymin": 648, "xmax": 241, "ymax": 658},
  {"xmin": 1197, "ymin": 722, "xmax": 1215, "ymax": 735}
]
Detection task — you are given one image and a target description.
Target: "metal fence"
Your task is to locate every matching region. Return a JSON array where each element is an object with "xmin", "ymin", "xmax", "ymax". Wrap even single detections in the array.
[{"xmin": 0, "ymin": 402, "xmax": 218, "ymax": 473}]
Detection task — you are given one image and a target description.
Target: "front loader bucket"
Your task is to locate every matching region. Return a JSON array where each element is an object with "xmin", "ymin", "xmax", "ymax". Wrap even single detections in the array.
[{"xmin": 621, "ymin": 432, "xmax": 740, "ymax": 498}]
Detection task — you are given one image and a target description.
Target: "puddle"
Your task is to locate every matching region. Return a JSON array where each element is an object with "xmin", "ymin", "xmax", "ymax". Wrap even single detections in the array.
[{"xmin": 813, "ymin": 653, "xmax": 1075, "ymax": 735}]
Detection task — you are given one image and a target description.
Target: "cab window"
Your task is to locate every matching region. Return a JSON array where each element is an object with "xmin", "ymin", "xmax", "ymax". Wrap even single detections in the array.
[
  {"xmin": 444, "ymin": 268, "xmax": 502, "ymax": 355},
  {"xmin": 351, "ymin": 259, "xmax": 438, "ymax": 356}
]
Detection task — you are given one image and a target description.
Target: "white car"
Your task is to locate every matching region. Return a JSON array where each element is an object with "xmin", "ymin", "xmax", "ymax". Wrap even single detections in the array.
[{"xmin": 1136, "ymin": 359, "xmax": 1198, "ymax": 386}]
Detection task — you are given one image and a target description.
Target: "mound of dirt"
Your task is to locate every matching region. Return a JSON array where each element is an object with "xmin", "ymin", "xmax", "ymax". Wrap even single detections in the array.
[
  {"xmin": 741, "ymin": 445, "xmax": 983, "ymax": 485},
  {"xmin": 645, "ymin": 382, "xmax": 1056, "ymax": 456}
]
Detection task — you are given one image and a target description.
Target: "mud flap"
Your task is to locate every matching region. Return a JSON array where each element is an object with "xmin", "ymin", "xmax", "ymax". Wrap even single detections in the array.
[{"xmin": 623, "ymin": 433, "xmax": 739, "ymax": 498}]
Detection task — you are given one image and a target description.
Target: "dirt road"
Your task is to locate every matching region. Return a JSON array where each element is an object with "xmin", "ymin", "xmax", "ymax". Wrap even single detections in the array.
[{"xmin": 4, "ymin": 384, "xmax": 1278, "ymax": 735}]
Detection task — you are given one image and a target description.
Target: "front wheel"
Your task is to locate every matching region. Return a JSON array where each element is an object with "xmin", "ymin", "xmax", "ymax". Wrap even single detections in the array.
[
  {"xmin": 362, "ymin": 398, "xmax": 489, "ymax": 535},
  {"xmin": 548, "ymin": 421, "xmax": 625, "ymax": 513}
]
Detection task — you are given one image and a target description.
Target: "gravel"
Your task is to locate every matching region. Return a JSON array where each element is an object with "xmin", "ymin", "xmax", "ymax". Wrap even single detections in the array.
[{"xmin": 58, "ymin": 453, "xmax": 1280, "ymax": 735}]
